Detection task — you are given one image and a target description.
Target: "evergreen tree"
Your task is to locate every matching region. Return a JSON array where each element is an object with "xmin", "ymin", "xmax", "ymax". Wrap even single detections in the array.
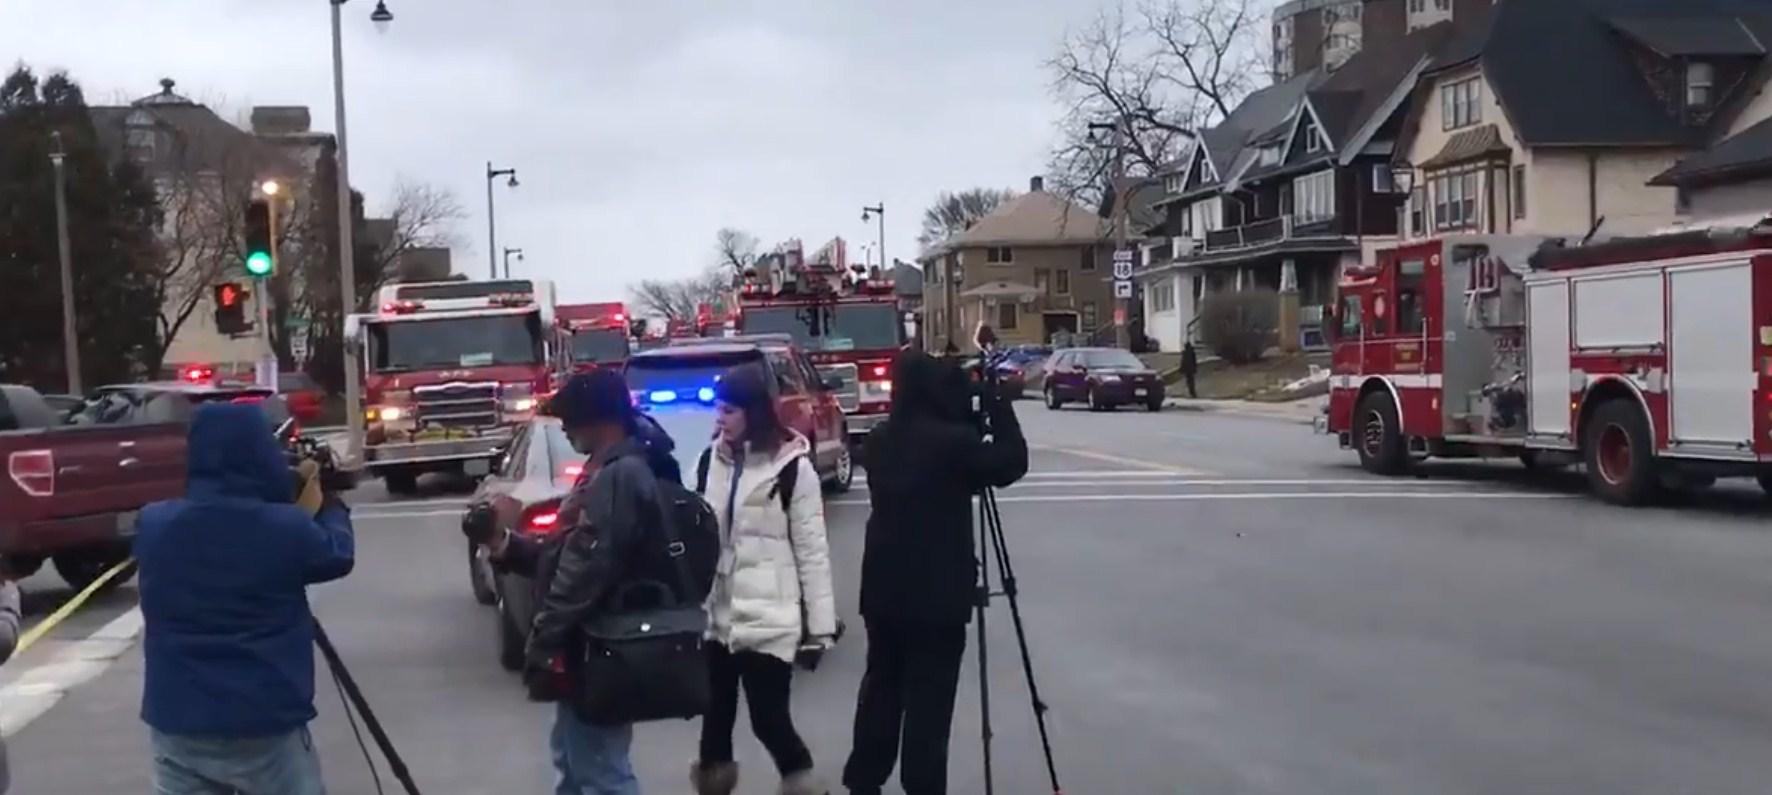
[{"xmin": 0, "ymin": 66, "xmax": 160, "ymax": 390}]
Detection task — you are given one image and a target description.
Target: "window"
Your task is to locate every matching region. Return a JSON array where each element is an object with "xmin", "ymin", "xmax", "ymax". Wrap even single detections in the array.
[
  {"xmin": 767, "ymin": 351, "xmax": 805, "ymax": 394},
  {"xmin": 1151, "ymin": 283, "xmax": 1176, "ymax": 313},
  {"xmin": 996, "ymin": 301, "xmax": 1018, "ymax": 330},
  {"xmin": 1190, "ymin": 197, "xmax": 1221, "ymax": 240},
  {"xmin": 1056, "ymin": 269, "xmax": 1071, "ymax": 295},
  {"xmin": 1179, "ymin": 207, "xmax": 1194, "ymax": 237},
  {"xmin": 1340, "ymin": 294, "xmax": 1363, "ymax": 338},
  {"xmin": 1441, "ymin": 77, "xmax": 1482, "ymax": 130},
  {"xmin": 1081, "ymin": 301, "xmax": 1098, "ymax": 329},
  {"xmin": 1409, "ymin": 0, "xmax": 1424, "ymax": 11},
  {"xmin": 1410, "ymin": 186, "xmax": 1426, "ymax": 235},
  {"xmin": 986, "ymin": 246, "xmax": 1013, "ymax": 264},
  {"xmin": 1676, "ymin": 187, "xmax": 1691, "ymax": 214},
  {"xmin": 1372, "ymin": 164, "xmax": 1395, "ymax": 194},
  {"xmin": 1304, "ymin": 123, "xmax": 1323, "ymax": 154},
  {"xmin": 1396, "ymin": 259, "xmax": 1426, "ymax": 335},
  {"xmin": 1432, "ymin": 171, "xmax": 1480, "ymax": 231},
  {"xmin": 1512, "ymin": 165, "xmax": 1526, "ymax": 219},
  {"xmin": 1080, "ymin": 245, "xmax": 1096, "ymax": 271},
  {"xmin": 1292, "ymin": 170, "xmax": 1336, "ymax": 224},
  {"xmin": 1034, "ymin": 268, "xmax": 1050, "ymax": 295},
  {"xmin": 1165, "ymin": 173, "xmax": 1185, "ymax": 194},
  {"xmin": 1258, "ymin": 144, "xmax": 1281, "ymax": 166},
  {"xmin": 1434, "ymin": 0, "xmax": 1449, "ymax": 9},
  {"xmin": 1687, "ymin": 61, "xmax": 1715, "ymax": 108}
]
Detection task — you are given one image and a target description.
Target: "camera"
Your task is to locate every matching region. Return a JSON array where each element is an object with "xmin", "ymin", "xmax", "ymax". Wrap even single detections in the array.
[{"xmin": 275, "ymin": 419, "xmax": 357, "ymax": 494}]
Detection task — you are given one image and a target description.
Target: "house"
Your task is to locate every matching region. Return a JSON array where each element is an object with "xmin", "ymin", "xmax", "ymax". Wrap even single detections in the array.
[
  {"xmin": 1392, "ymin": 0, "xmax": 1772, "ymax": 244},
  {"xmin": 1141, "ymin": 21, "xmax": 1451, "ymax": 354},
  {"xmin": 1650, "ymin": 116, "xmax": 1772, "ymax": 224},
  {"xmin": 1271, "ymin": 0, "xmax": 1497, "ymax": 82},
  {"xmin": 90, "ymin": 79, "xmax": 339, "ymax": 376},
  {"xmin": 920, "ymin": 176, "xmax": 1121, "ymax": 352}
]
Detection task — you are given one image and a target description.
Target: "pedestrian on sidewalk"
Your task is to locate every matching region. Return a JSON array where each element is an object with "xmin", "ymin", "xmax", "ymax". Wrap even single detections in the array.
[
  {"xmin": 1181, "ymin": 340, "xmax": 1200, "ymax": 399},
  {"xmin": 0, "ymin": 561, "xmax": 22, "ymax": 793},
  {"xmin": 843, "ymin": 347, "xmax": 1027, "ymax": 795},
  {"xmin": 689, "ymin": 364, "xmax": 837, "ymax": 795},
  {"xmin": 135, "ymin": 403, "xmax": 355, "ymax": 795},
  {"xmin": 470, "ymin": 370, "xmax": 693, "ymax": 795}
]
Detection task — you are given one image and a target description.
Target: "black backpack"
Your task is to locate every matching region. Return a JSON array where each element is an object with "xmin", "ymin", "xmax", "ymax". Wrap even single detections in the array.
[
  {"xmin": 569, "ymin": 463, "xmax": 721, "ymax": 726},
  {"xmin": 696, "ymin": 447, "xmax": 799, "ymax": 515}
]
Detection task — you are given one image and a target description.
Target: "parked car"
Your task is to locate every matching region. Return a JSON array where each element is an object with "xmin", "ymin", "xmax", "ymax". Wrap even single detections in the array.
[
  {"xmin": 0, "ymin": 382, "xmax": 292, "ymax": 589},
  {"xmin": 460, "ymin": 416, "xmax": 582, "ymax": 670},
  {"xmin": 1042, "ymin": 348, "xmax": 1165, "ymax": 412},
  {"xmin": 277, "ymin": 372, "xmax": 325, "ymax": 425}
]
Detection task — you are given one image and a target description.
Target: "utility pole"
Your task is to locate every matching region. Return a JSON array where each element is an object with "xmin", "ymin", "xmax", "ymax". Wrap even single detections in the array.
[{"xmin": 49, "ymin": 132, "xmax": 80, "ymax": 394}]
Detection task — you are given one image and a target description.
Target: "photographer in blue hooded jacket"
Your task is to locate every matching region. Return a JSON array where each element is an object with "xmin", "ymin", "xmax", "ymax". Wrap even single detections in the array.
[{"xmin": 135, "ymin": 403, "xmax": 355, "ymax": 795}]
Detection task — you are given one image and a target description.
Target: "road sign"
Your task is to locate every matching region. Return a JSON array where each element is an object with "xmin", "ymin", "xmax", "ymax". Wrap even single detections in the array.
[
  {"xmin": 1113, "ymin": 260, "xmax": 1134, "ymax": 280},
  {"xmin": 1114, "ymin": 280, "xmax": 1133, "ymax": 299},
  {"xmin": 1113, "ymin": 306, "xmax": 1127, "ymax": 325},
  {"xmin": 1113, "ymin": 249, "xmax": 1134, "ymax": 262}
]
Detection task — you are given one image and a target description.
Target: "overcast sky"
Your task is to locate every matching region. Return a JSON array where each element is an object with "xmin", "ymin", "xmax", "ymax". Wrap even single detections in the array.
[{"xmin": 5, "ymin": 0, "xmax": 1094, "ymax": 304}]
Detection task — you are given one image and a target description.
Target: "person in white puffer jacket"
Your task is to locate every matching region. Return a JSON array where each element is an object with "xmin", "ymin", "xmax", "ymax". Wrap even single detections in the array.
[{"xmin": 691, "ymin": 363, "xmax": 837, "ymax": 795}]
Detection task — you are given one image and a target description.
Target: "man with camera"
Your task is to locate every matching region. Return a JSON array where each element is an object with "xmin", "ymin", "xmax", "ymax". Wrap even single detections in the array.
[
  {"xmin": 134, "ymin": 402, "xmax": 355, "ymax": 795},
  {"xmin": 843, "ymin": 330, "xmax": 1029, "ymax": 795},
  {"xmin": 467, "ymin": 370, "xmax": 696, "ymax": 794}
]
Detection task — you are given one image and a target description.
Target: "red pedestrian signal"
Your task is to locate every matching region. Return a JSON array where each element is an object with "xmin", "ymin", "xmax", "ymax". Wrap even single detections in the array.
[{"xmin": 214, "ymin": 282, "xmax": 251, "ymax": 335}]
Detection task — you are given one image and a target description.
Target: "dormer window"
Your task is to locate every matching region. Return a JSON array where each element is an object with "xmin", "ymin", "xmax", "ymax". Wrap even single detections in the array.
[
  {"xmin": 1165, "ymin": 173, "xmax": 1185, "ymax": 194},
  {"xmin": 1259, "ymin": 144, "xmax": 1281, "ymax": 166},
  {"xmin": 1686, "ymin": 61, "xmax": 1715, "ymax": 109}
]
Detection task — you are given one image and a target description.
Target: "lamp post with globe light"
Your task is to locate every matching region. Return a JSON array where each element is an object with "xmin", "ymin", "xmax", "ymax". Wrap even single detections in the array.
[{"xmin": 486, "ymin": 163, "xmax": 519, "ymax": 279}]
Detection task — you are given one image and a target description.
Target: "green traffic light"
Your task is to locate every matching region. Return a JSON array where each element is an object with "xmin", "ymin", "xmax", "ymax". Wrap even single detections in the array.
[{"xmin": 245, "ymin": 251, "xmax": 274, "ymax": 277}]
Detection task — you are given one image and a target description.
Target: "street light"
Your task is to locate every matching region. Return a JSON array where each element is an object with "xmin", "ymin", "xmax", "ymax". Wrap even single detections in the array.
[
  {"xmin": 860, "ymin": 203, "xmax": 885, "ymax": 276},
  {"xmin": 330, "ymin": 0, "xmax": 394, "ymax": 469},
  {"xmin": 49, "ymin": 131, "xmax": 79, "ymax": 394},
  {"xmin": 260, "ymin": 179, "xmax": 282, "ymax": 197},
  {"xmin": 503, "ymin": 247, "xmax": 524, "ymax": 279},
  {"xmin": 486, "ymin": 162, "xmax": 518, "ymax": 280}
]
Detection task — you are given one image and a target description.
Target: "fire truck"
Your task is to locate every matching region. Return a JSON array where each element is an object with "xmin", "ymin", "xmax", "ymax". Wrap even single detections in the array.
[
  {"xmin": 345, "ymin": 279, "xmax": 559, "ymax": 495},
  {"xmin": 736, "ymin": 237, "xmax": 902, "ymax": 441},
  {"xmin": 1325, "ymin": 223, "xmax": 1772, "ymax": 504},
  {"xmin": 557, "ymin": 302, "xmax": 631, "ymax": 372}
]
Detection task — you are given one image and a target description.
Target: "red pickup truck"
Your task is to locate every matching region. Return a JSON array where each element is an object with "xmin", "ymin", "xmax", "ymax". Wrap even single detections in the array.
[{"xmin": 0, "ymin": 382, "xmax": 284, "ymax": 589}]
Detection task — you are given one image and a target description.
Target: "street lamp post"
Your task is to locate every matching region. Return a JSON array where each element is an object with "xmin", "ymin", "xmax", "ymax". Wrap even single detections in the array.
[
  {"xmin": 1089, "ymin": 120, "xmax": 1130, "ymax": 350},
  {"xmin": 330, "ymin": 0, "xmax": 393, "ymax": 468},
  {"xmin": 485, "ymin": 163, "xmax": 518, "ymax": 280},
  {"xmin": 861, "ymin": 203, "xmax": 885, "ymax": 275},
  {"xmin": 502, "ymin": 247, "xmax": 524, "ymax": 279},
  {"xmin": 49, "ymin": 132, "xmax": 80, "ymax": 395}
]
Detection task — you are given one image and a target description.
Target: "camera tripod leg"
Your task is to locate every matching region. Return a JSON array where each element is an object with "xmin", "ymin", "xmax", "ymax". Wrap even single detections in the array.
[
  {"xmin": 981, "ymin": 489, "xmax": 1063, "ymax": 795},
  {"xmin": 313, "ymin": 618, "xmax": 423, "ymax": 795},
  {"xmin": 975, "ymin": 497, "xmax": 996, "ymax": 795}
]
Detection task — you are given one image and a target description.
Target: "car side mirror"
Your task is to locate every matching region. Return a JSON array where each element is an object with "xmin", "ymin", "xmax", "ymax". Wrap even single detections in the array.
[{"xmin": 822, "ymin": 374, "xmax": 843, "ymax": 391}]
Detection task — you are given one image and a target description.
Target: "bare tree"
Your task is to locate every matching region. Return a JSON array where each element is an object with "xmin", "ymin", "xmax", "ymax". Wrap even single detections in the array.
[
  {"xmin": 918, "ymin": 188, "xmax": 1017, "ymax": 249},
  {"xmin": 630, "ymin": 267, "xmax": 729, "ymax": 323},
  {"xmin": 715, "ymin": 227, "xmax": 759, "ymax": 274},
  {"xmin": 1046, "ymin": 0, "xmax": 1263, "ymax": 202}
]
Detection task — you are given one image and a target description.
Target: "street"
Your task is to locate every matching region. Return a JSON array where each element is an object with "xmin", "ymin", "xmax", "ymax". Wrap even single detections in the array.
[{"xmin": 5, "ymin": 405, "xmax": 1772, "ymax": 794}]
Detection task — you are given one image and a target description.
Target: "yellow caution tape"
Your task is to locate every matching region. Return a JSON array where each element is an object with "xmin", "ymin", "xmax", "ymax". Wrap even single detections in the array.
[{"xmin": 14, "ymin": 558, "xmax": 138, "ymax": 655}]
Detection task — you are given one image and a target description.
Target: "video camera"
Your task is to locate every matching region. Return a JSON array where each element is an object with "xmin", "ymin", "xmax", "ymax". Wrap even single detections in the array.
[{"xmin": 274, "ymin": 418, "xmax": 357, "ymax": 494}]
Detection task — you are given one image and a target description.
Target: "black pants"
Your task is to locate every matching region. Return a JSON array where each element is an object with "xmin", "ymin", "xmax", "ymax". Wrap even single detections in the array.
[
  {"xmin": 699, "ymin": 642, "xmax": 813, "ymax": 775},
  {"xmin": 842, "ymin": 618, "xmax": 968, "ymax": 795},
  {"xmin": 1184, "ymin": 372, "xmax": 1198, "ymax": 398}
]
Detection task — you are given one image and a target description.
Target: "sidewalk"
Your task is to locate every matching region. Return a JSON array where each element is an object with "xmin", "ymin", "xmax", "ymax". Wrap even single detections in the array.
[{"xmin": 1166, "ymin": 396, "xmax": 1326, "ymax": 425}]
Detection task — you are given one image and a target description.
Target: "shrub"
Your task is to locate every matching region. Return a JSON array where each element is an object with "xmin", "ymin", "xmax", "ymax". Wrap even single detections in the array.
[{"xmin": 1197, "ymin": 288, "xmax": 1278, "ymax": 364}]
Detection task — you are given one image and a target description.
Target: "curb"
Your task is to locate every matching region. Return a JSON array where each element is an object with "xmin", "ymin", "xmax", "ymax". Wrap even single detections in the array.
[{"xmin": 1165, "ymin": 400, "xmax": 1321, "ymax": 426}]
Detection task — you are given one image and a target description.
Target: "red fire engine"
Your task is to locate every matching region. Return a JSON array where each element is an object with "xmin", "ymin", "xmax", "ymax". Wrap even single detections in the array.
[
  {"xmin": 557, "ymin": 302, "xmax": 631, "ymax": 371},
  {"xmin": 737, "ymin": 237, "xmax": 902, "ymax": 441},
  {"xmin": 344, "ymin": 279, "xmax": 559, "ymax": 495},
  {"xmin": 1326, "ymin": 225, "xmax": 1772, "ymax": 504}
]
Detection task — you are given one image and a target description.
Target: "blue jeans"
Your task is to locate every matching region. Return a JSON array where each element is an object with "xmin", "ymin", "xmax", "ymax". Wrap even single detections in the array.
[
  {"xmin": 150, "ymin": 727, "xmax": 324, "ymax": 795},
  {"xmin": 550, "ymin": 703, "xmax": 639, "ymax": 795}
]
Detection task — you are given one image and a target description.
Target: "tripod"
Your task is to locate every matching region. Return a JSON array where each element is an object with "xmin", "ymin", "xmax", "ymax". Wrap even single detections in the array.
[{"xmin": 972, "ymin": 353, "xmax": 1063, "ymax": 795}]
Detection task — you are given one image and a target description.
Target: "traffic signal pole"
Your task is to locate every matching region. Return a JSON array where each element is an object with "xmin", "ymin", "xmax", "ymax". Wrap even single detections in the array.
[{"xmin": 257, "ymin": 196, "xmax": 279, "ymax": 391}]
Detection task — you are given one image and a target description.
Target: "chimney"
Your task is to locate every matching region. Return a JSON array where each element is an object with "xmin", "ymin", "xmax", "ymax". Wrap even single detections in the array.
[
  {"xmin": 1029, "ymin": 175, "xmax": 1045, "ymax": 192},
  {"xmin": 251, "ymin": 106, "xmax": 313, "ymax": 136}
]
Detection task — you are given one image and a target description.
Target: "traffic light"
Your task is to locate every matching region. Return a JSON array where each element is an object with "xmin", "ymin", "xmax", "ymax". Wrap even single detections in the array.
[
  {"xmin": 243, "ymin": 198, "xmax": 273, "ymax": 278},
  {"xmin": 214, "ymin": 282, "xmax": 251, "ymax": 335}
]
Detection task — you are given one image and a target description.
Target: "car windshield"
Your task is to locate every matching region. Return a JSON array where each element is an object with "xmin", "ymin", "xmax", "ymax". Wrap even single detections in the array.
[
  {"xmin": 1082, "ymin": 350, "xmax": 1144, "ymax": 370},
  {"xmin": 570, "ymin": 328, "xmax": 631, "ymax": 363},
  {"xmin": 741, "ymin": 303, "xmax": 899, "ymax": 352},
  {"xmin": 367, "ymin": 314, "xmax": 544, "ymax": 372}
]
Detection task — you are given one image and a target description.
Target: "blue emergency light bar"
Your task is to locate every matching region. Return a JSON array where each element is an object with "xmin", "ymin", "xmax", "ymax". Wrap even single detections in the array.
[{"xmin": 640, "ymin": 386, "xmax": 718, "ymax": 405}]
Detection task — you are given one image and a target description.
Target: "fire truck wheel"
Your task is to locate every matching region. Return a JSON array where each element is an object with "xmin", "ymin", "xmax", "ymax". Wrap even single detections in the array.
[
  {"xmin": 1582, "ymin": 399, "xmax": 1658, "ymax": 505},
  {"xmin": 384, "ymin": 470, "xmax": 419, "ymax": 496},
  {"xmin": 1756, "ymin": 470, "xmax": 1772, "ymax": 497},
  {"xmin": 1354, "ymin": 393, "xmax": 1407, "ymax": 475}
]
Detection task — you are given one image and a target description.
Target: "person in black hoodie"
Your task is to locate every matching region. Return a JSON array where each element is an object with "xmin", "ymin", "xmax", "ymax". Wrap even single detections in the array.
[
  {"xmin": 842, "ymin": 347, "xmax": 1028, "ymax": 795},
  {"xmin": 469, "ymin": 370, "xmax": 685, "ymax": 795}
]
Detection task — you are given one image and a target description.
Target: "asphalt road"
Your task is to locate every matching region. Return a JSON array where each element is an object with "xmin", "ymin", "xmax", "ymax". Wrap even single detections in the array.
[{"xmin": 5, "ymin": 403, "xmax": 1772, "ymax": 793}]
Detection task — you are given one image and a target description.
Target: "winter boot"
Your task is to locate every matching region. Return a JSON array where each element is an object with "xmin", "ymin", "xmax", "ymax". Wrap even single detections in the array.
[
  {"xmin": 781, "ymin": 769, "xmax": 832, "ymax": 795},
  {"xmin": 691, "ymin": 761, "xmax": 739, "ymax": 795}
]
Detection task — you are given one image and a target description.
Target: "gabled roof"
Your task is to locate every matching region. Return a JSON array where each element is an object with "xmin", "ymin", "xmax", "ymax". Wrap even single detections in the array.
[
  {"xmin": 1419, "ymin": 124, "xmax": 1513, "ymax": 169},
  {"xmin": 89, "ymin": 79, "xmax": 294, "ymax": 177},
  {"xmin": 1650, "ymin": 115, "xmax": 1772, "ymax": 187},
  {"xmin": 1436, "ymin": 0, "xmax": 1772, "ymax": 148},
  {"xmin": 1155, "ymin": 71, "xmax": 1317, "ymax": 205},
  {"xmin": 939, "ymin": 189, "xmax": 1109, "ymax": 249},
  {"xmin": 1097, "ymin": 177, "xmax": 1166, "ymax": 233}
]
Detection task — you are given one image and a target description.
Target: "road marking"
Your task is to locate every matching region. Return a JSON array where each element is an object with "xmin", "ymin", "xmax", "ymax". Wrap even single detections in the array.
[
  {"xmin": 1028, "ymin": 444, "xmax": 1211, "ymax": 475},
  {"xmin": 825, "ymin": 491, "xmax": 1574, "ymax": 507},
  {"xmin": 990, "ymin": 478, "xmax": 1488, "ymax": 488},
  {"xmin": 0, "ymin": 607, "xmax": 143, "ymax": 738}
]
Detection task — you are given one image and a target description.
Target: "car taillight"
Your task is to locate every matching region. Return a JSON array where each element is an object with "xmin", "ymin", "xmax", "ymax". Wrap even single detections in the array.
[
  {"xmin": 558, "ymin": 462, "xmax": 585, "ymax": 485},
  {"xmin": 521, "ymin": 501, "xmax": 563, "ymax": 535},
  {"xmin": 8, "ymin": 450, "xmax": 54, "ymax": 497}
]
